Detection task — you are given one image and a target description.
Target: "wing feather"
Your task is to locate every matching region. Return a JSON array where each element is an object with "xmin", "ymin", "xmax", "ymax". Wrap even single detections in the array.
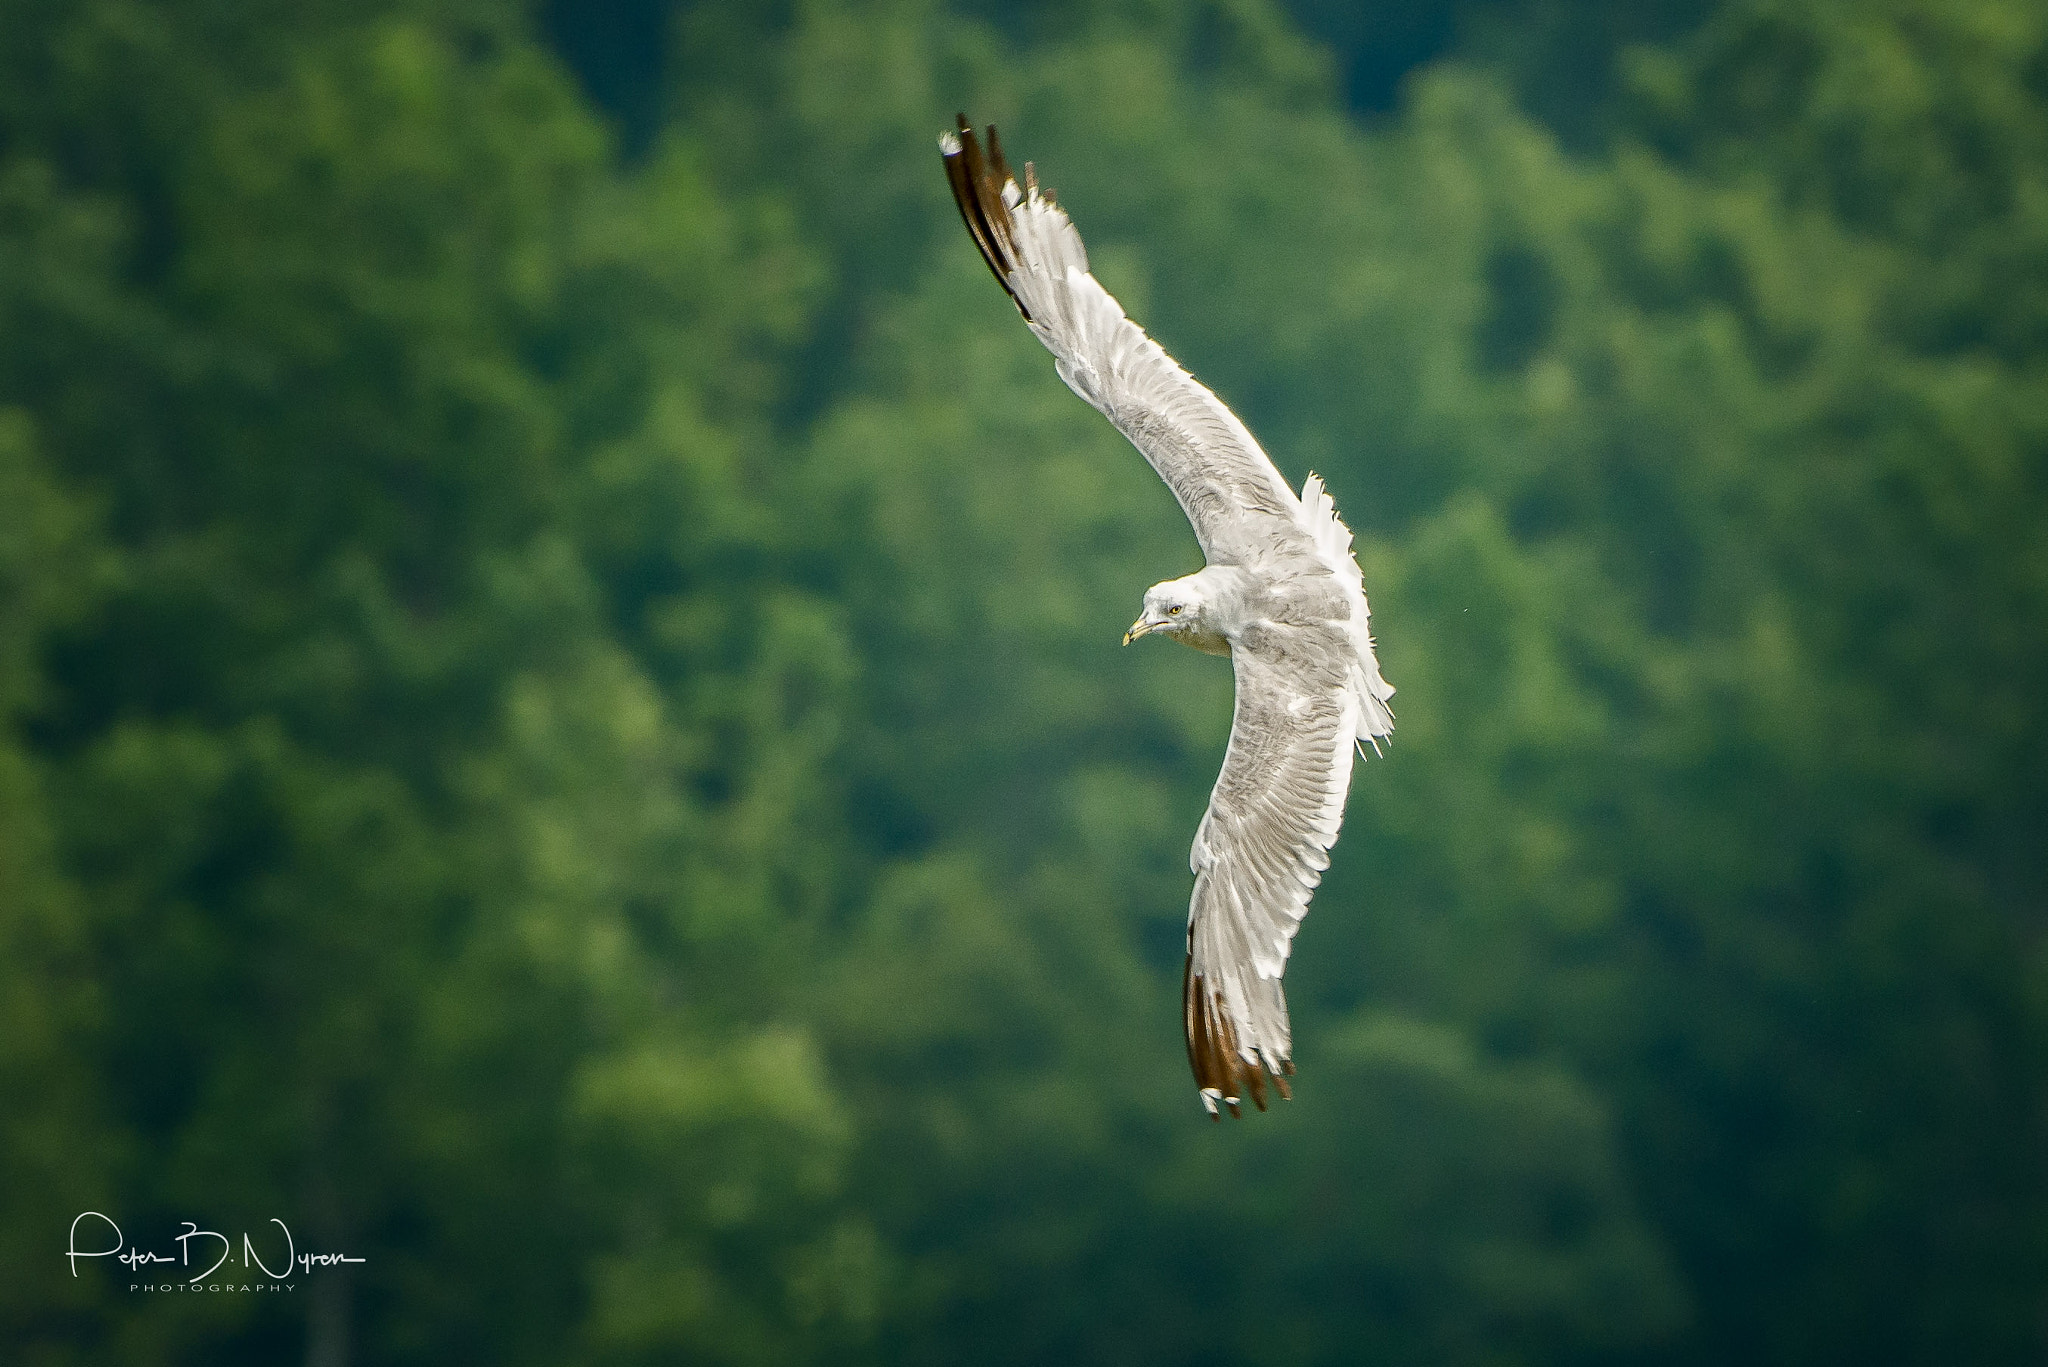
[
  {"xmin": 1183, "ymin": 627, "xmax": 1358, "ymax": 1117},
  {"xmin": 941, "ymin": 119, "xmax": 1317, "ymax": 571}
]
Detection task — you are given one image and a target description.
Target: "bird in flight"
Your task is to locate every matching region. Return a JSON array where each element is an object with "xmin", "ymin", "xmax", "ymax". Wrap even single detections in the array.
[{"xmin": 939, "ymin": 117, "xmax": 1395, "ymax": 1118}]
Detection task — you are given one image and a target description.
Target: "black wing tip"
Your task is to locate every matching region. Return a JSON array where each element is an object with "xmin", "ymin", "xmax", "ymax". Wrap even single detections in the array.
[
  {"xmin": 937, "ymin": 113, "xmax": 1032, "ymax": 321},
  {"xmin": 1184, "ymin": 958, "xmax": 1292, "ymax": 1122},
  {"xmin": 985, "ymin": 124, "xmax": 1017, "ymax": 187}
]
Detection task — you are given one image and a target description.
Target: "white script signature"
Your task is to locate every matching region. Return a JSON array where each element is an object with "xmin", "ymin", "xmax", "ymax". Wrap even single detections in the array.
[{"xmin": 69, "ymin": 1212, "xmax": 365, "ymax": 1283}]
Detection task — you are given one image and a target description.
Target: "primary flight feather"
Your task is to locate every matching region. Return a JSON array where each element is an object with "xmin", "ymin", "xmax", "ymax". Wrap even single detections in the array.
[{"xmin": 939, "ymin": 117, "xmax": 1395, "ymax": 1119}]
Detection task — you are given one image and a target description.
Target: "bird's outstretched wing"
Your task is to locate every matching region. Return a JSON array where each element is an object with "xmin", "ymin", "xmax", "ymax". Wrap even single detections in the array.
[
  {"xmin": 940, "ymin": 117, "xmax": 1320, "ymax": 573},
  {"xmin": 1184, "ymin": 624, "xmax": 1358, "ymax": 1117}
]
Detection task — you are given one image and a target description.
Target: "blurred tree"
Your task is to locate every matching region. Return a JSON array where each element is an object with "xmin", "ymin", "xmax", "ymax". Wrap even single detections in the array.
[
  {"xmin": 3, "ymin": 0, "xmax": 2044, "ymax": 1365},
  {"xmin": 712, "ymin": 3, "xmax": 1692, "ymax": 1363},
  {"xmin": 0, "ymin": 407, "xmax": 117, "ymax": 1367},
  {"xmin": 0, "ymin": 2, "xmax": 864, "ymax": 1364},
  {"xmin": 690, "ymin": 0, "xmax": 2048, "ymax": 1362}
]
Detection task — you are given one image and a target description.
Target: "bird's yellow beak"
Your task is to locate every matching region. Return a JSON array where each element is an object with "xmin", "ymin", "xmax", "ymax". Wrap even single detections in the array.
[{"xmin": 1123, "ymin": 618, "xmax": 1154, "ymax": 646}]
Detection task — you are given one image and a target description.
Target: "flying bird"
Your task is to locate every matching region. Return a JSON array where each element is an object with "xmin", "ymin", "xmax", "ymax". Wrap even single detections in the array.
[{"xmin": 939, "ymin": 116, "xmax": 1395, "ymax": 1118}]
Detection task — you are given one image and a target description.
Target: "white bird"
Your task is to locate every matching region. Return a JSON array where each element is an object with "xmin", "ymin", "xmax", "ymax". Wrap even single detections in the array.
[{"xmin": 940, "ymin": 117, "xmax": 1395, "ymax": 1118}]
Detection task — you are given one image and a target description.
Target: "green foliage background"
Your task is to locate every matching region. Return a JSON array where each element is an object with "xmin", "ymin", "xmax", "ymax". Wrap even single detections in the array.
[{"xmin": 3, "ymin": 0, "xmax": 2044, "ymax": 1363}]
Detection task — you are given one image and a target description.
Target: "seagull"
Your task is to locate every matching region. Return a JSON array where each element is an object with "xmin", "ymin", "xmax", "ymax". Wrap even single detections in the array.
[{"xmin": 939, "ymin": 117, "xmax": 1395, "ymax": 1118}]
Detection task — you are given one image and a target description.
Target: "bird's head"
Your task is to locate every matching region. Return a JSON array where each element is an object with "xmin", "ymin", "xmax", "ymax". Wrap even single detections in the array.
[{"xmin": 1124, "ymin": 578, "xmax": 1203, "ymax": 646}]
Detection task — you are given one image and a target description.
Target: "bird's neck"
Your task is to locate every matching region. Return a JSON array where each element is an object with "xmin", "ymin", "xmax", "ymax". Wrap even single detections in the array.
[
  {"xmin": 1170, "ymin": 565, "xmax": 1255, "ymax": 654},
  {"xmin": 1172, "ymin": 625, "xmax": 1234, "ymax": 656}
]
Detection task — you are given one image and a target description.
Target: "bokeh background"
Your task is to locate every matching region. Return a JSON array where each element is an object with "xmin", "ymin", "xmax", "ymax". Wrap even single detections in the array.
[{"xmin": 4, "ymin": 0, "xmax": 2045, "ymax": 1363}]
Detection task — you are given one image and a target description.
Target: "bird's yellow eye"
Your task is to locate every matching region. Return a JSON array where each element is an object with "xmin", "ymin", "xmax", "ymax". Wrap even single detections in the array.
[{"xmin": 1168, "ymin": 605, "xmax": 1182, "ymax": 615}]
